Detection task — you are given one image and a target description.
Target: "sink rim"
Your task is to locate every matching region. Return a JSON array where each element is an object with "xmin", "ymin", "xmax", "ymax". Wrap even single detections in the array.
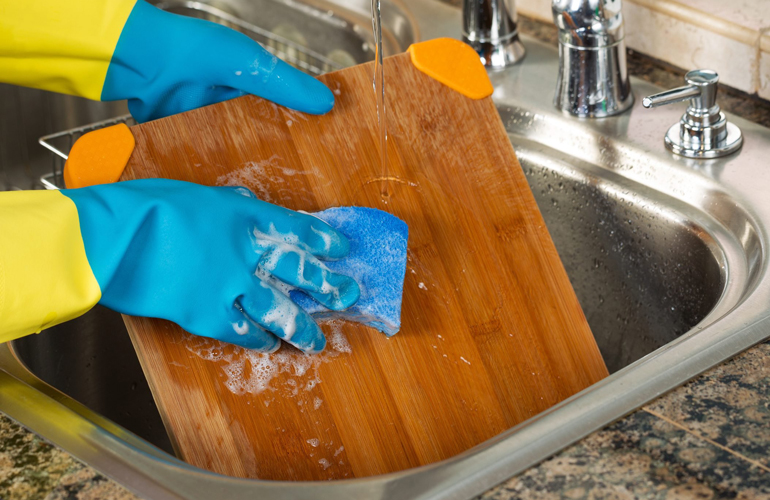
[{"xmin": 4, "ymin": 12, "xmax": 770, "ymax": 500}]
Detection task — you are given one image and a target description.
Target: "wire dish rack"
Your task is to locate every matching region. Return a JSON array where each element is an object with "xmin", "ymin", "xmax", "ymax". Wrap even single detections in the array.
[{"xmin": 38, "ymin": 1, "xmax": 346, "ymax": 189}]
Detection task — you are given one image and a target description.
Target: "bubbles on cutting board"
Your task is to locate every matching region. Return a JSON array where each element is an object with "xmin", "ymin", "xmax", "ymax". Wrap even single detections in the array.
[
  {"xmin": 216, "ymin": 154, "xmax": 330, "ymax": 203},
  {"xmin": 327, "ymin": 320, "xmax": 351, "ymax": 353},
  {"xmin": 184, "ymin": 319, "xmax": 350, "ymax": 397}
]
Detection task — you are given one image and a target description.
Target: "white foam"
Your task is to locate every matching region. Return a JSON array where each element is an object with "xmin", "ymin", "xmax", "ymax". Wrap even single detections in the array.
[
  {"xmin": 232, "ymin": 321, "xmax": 250, "ymax": 336},
  {"xmin": 305, "ymin": 376, "xmax": 320, "ymax": 391},
  {"xmin": 314, "ymin": 397, "xmax": 323, "ymax": 409},
  {"xmin": 334, "ymin": 446, "xmax": 344, "ymax": 457},
  {"xmin": 255, "ymin": 268, "xmax": 294, "ymax": 297},
  {"xmin": 319, "ymin": 458, "xmax": 331, "ymax": 470},
  {"xmin": 183, "ymin": 320, "xmax": 352, "ymax": 396},
  {"xmin": 257, "ymin": 281, "xmax": 299, "ymax": 342},
  {"xmin": 216, "ymin": 155, "xmax": 283, "ymax": 202},
  {"xmin": 307, "ymin": 438, "xmax": 320, "ymax": 447},
  {"xmin": 418, "ymin": 282, "xmax": 427, "ymax": 290},
  {"xmin": 252, "ymin": 224, "xmax": 342, "ymax": 302},
  {"xmin": 326, "ymin": 320, "xmax": 351, "ymax": 353},
  {"xmin": 310, "ymin": 225, "xmax": 333, "ymax": 253},
  {"xmin": 253, "ymin": 54, "xmax": 279, "ymax": 82},
  {"xmin": 216, "ymin": 156, "xmax": 329, "ymax": 204}
]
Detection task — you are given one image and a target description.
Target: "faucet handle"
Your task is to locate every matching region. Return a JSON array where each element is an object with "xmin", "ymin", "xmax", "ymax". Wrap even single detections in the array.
[
  {"xmin": 642, "ymin": 69, "xmax": 719, "ymax": 112},
  {"xmin": 642, "ymin": 69, "xmax": 742, "ymax": 159}
]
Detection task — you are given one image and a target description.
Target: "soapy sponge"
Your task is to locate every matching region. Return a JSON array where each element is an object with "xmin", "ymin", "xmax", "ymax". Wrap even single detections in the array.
[{"xmin": 290, "ymin": 207, "xmax": 408, "ymax": 336}]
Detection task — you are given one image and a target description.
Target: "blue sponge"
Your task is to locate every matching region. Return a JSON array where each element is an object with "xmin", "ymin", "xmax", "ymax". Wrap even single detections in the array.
[{"xmin": 290, "ymin": 207, "xmax": 408, "ymax": 336}]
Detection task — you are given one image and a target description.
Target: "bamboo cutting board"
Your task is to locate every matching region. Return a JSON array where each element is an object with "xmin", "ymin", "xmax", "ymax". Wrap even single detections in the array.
[{"xmin": 120, "ymin": 50, "xmax": 608, "ymax": 481}]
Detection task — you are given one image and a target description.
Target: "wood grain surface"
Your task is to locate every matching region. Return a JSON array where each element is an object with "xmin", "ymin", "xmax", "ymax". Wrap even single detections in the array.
[{"xmin": 121, "ymin": 52, "xmax": 608, "ymax": 481}]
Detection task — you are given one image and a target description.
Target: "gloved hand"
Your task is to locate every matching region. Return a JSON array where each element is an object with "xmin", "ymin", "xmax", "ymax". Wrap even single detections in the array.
[
  {"xmin": 101, "ymin": 0, "xmax": 334, "ymax": 122},
  {"xmin": 3, "ymin": 1, "xmax": 329, "ymax": 122},
  {"xmin": 61, "ymin": 179, "xmax": 360, "ymax": 353}
]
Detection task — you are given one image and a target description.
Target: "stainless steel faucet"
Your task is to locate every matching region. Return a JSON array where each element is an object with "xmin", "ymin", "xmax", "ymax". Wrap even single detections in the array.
[
  {"xmin": 463, "ymin": 0, "xmax": 526, "ymax": 69},
  {"xmin": 642, "ymin": 69, "xmax": 743, "ymax": 158},
  {"xmin": 552, "ymin": 0, "xmax": 633, "ymax": 117}
]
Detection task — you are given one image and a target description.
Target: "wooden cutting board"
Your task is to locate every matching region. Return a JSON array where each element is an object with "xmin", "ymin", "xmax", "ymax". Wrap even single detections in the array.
[{"xmin": 120, "ymin": 50, "xmax": 608, "ymax": 481}]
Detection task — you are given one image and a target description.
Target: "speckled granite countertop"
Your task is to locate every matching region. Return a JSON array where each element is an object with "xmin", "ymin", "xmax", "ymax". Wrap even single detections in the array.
[
  {"xmin": 0, "ymin": 414, "xmax": 136, "ymax": 500},
  {"xmin": 1, "ymin": 17, "xmax": 768, "ymax": 500},
  {"xmin": 479, "ymin": 343, "xmax": 770, "ymax": 500}
]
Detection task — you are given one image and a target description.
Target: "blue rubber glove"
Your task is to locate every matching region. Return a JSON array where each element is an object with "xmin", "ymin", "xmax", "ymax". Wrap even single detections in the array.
[
  {"xmin": 101, "ymin": 0, "xmax": 334, "ymax": 123},
  {"xmin": 61, "ymin": 179, "xmax": 360, "ymax": 353}
]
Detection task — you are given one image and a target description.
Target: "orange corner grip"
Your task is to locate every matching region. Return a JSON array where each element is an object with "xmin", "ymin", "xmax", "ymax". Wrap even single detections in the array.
[
  {"xmin": 407, "ymin": 38, "xmax": 493, "ymax": 100},
  {"xmin": 64, "ymin": 123, "xmax": 135, "ymax": 189}
]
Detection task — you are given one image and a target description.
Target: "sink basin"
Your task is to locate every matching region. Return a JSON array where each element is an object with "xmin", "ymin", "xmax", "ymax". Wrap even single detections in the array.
[
  {"xmin": 2, "ymin": 0, "xmax": 770, "ymax": 499},
  {"xmin": 518, "ymin": 138, "xmax": 725, "ymax": 373}
]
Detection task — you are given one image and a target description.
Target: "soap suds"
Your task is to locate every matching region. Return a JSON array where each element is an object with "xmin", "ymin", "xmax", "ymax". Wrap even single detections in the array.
[
  {"xmin": 310, "ymin": 225, "xmax": 333, "ymax": 253},
  {"xmin": 319, "ymin": 458, "xmax": 331, "ymax": 470},
  {"xmin": 232, "ymin": 320, "xmax": 250, "ymax": 336},
  {"xmin": 326, "ymin": 320, "xmax": 351, "ymax": 353},
  {"xmin": 216, "ymin": 154, "xmax": 328, "ymax": 203},
  {"xmin": 184, "ymin": 319, "xmax": 351, "ymax": 397},
  {"xmin": 307, "ymin": 438, "xmax": 320, "ymax": 448},
  {"xmin": 256, "ymin": 279, "xmax": 300, "ymax": 341},
  {"xmin": 255, "ymin": 54, "xmax": 279, "ymax": 82},
  {"xmin": 250, "ymin": 224, "xmax": 344, "ymax": 316}
]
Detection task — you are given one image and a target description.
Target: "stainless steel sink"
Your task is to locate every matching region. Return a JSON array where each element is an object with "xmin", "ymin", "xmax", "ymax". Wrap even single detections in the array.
[
  {"xmin": 517, "ymin": 137, "xmax": 725, "ymax": 373},
  {"xmin": 1, "ymin": 0, "xmax": 769, "ymax": 499}
]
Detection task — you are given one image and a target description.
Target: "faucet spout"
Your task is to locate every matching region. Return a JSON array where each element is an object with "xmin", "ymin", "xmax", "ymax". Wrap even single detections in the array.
[
  {"xmin": 552, "ymin": 0, "xmax": 633, "ymax": 117},
  {"xmin": 462, "ymin": 0, "xmax": 526, "ymax": 69}
]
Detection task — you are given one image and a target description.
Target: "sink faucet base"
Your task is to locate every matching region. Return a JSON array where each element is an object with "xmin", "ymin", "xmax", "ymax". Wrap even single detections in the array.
[
  {"xmin": 464, "ymin": 36, "xmax": 526, "ymax": 69},
  {"xmin": 552, "ymin": 0, "xmax": 633, "ymax": 118},
  {"xmin": 463, "ymin": 0, "xmax": 526, "ymax": 69},
  {"xmin": 554, "ymin": 42, "xmax": 634, "ymax": 117}
]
